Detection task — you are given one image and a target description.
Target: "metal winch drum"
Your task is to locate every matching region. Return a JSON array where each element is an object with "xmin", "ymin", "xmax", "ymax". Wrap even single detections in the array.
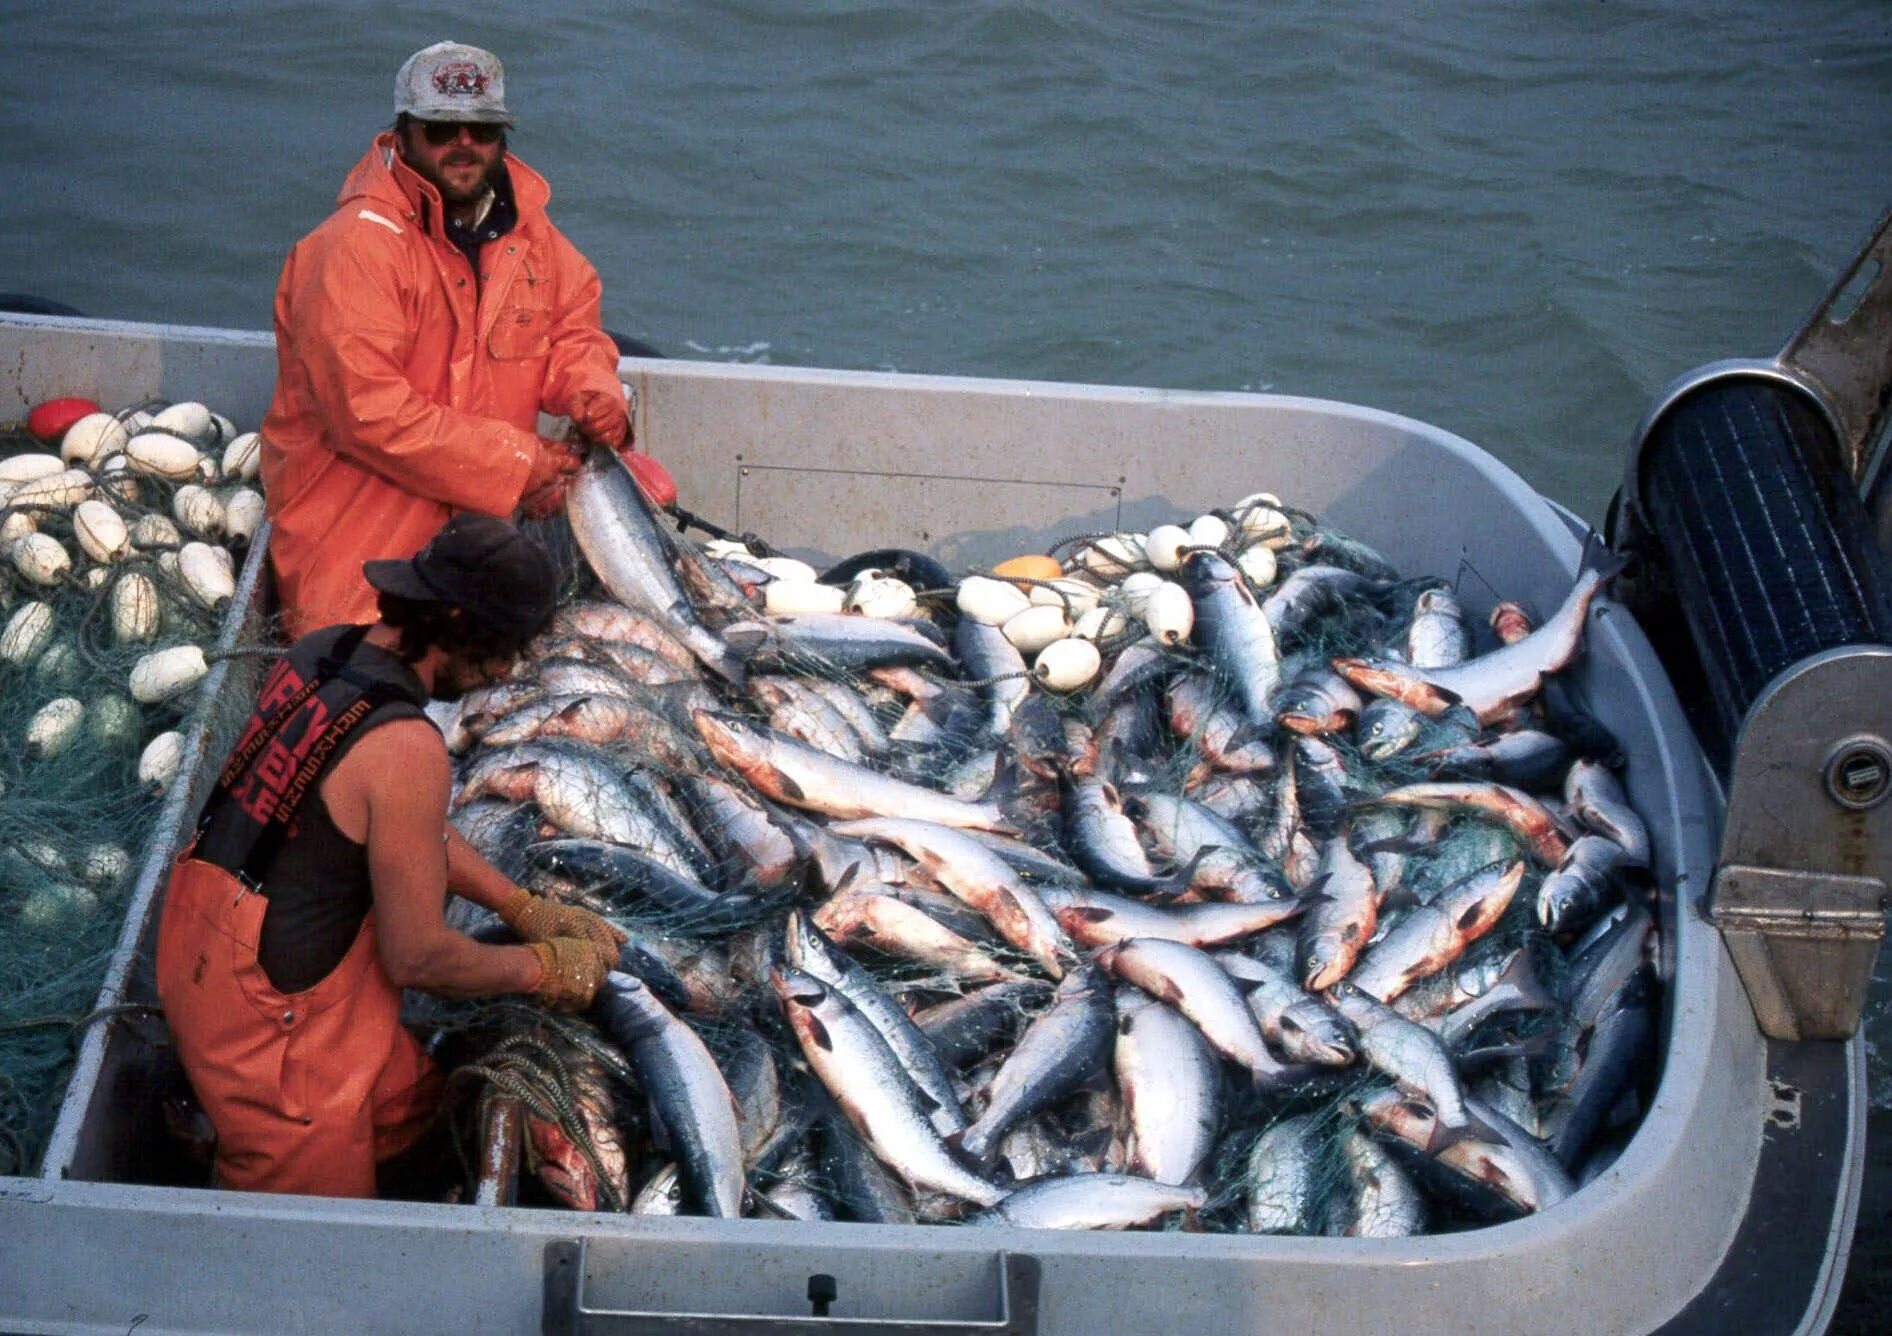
[{"xmin": 1612, "ymin": 204, "xmax": 1892, "ymax": 1040}]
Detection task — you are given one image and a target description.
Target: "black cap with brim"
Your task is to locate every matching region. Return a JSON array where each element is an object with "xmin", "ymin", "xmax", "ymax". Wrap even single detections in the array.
[{"xmin": 364, "ymin": 514, "xmax": 558, "ymax": 647}]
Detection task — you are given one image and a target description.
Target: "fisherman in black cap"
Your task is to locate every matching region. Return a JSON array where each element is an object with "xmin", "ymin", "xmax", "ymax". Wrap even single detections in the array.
[{"xmin": 154, "ymin": 515, "xmax": 623, "ymax": 1199}]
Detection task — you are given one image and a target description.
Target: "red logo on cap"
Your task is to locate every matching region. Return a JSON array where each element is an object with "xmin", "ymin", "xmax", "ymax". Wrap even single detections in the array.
[{"xmin": 432, "ymin": 61, "xmax": 490, "ymax": 98}]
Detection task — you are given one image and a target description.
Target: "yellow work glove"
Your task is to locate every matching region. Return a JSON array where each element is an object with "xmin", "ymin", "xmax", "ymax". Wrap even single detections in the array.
[
  {"xmin": 527, "ymin": 937, "xmax": 617, "ymax": 1012},
  {"xmin": 497, "ymin": 887, "xmax": 627, "ymax": 955}
]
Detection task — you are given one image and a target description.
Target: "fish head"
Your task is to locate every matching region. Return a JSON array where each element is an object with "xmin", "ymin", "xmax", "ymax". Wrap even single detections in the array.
[
  {"xmin": 783, "ymin": 907, "xmax": 843, "ymax": 974},
  {"xmin": 1301, "ymin": 1022, "xmax": 1358, "ymax": 1067},
  {"xmin": 781, "ymin": 907, "xmax": 811, "ymax": 967},
  {"xmin": 1179, "ymin": 548, "xmax": 1235, "ymax": 590},
  {"xmin": 1488, "ymin": 600, "xmax": 1535, "ymax": 644},
  {"xmin": 691, "ymin": 708, "xmax": 742, "ymax": 752},
  {"xmin": 1279, "ymin": 703, "xmax": 1350, "ymax": 737},
  {"xmin": 1356, "ymin": 697, "xmax": 1423, "ymax": 759},
  {"xmin": 525, "ymin": 1113, "xmax": 603, "ymax": 1212},
  {"xmin": 768, "ymin": 963, "xmax": 829, "ymax": 1011},
  {"xmin": 1323, "ymin": 979, "xmax": 1364, "ymax": 1010},
  {"xmin": 692, "ymin": 711, "xmax": 779, "ymax": 786}
]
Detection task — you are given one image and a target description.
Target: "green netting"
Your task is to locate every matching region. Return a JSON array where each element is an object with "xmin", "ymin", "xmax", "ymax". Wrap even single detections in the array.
[{"xmin": 0, "ymin": 406, "xmax": 273, "ymax": 1174}]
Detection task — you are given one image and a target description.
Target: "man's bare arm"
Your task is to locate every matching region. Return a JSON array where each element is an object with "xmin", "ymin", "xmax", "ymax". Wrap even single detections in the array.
[
  {"xmin": 445, "ymin": 826, "xmax": 524, "ymax": 914},
  {"xmin": 330, "ymin": 719, "xmax": 540, "ymax": 998}
]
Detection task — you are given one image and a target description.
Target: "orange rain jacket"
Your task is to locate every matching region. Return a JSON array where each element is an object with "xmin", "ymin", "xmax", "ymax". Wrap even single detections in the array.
[{"xmin": 260, "ymin": 134, "xmax": 625, "ymax": 637}]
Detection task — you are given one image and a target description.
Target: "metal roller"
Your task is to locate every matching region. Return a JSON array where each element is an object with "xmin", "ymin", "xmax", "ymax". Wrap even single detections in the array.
[
  {"xmin": 1617, "ymin": 363, "xmax": 1892, "ymax": 756},
  {"xmin": 1612, "ymin": 205, "xmax": 1892, "ymax": 1040}
]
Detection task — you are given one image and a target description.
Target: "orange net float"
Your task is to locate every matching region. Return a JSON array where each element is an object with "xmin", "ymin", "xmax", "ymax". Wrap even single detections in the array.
[{"xmin": 990, "ymin": 554, "xmax": 1062, "ymax": 586}]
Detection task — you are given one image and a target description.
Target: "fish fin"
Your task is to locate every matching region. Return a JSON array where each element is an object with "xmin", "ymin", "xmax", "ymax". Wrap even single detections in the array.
[
  {"xmin": 1379, "ymin": 882, "xmax": 1422, "ymax": 913},
  {"xmin": 774, "ymin": 771, "xmax": 806, "ymax": 801},
  {"xmin": 1577, "ymin": 531, "xmax": 1630, "ymax": 583},
  {"xmin": 1422, "ymin": 1117, "xmax": 1479, "ymax": 1155},
  {"xmin": 706, "ymin": 650, "xmax": 749, "ymax": 689},
  {"xmin": 1462, "ymin": 1102, "xmax": 1517, "ymax": 1149},
  {"xmin": 1355, "ymin": 833, "xmax": 1429, "ymax": 857},
  {"xmin": 1071, "ymin": 906, "xmax": 1117, "ymax": 924},
  {"xmin": 1225, "ymin": 719, "xmax": 1271, "ymax": 752},
  {"xmin": 1495, "ymin": 947, "xmax": 1560, "ymax": 1015},
  {"xmin": 1425, "ymin": 1101, "xmax": 1514, "ymax": 1154},
  {"xmin": 796, "ymin": 858, "xmax": 830, "ymax": 906},
  {"xmin": 1157, "ymin": 847, "xmax": 1215, "ymax": 897},
  {"xmin": 1453, "ymin": 1041, "xmax": 1531, "ymax": 1070},
  {"xmin": 803, "ymin": 1015, "xmax": 833, "ymax": 1052}
]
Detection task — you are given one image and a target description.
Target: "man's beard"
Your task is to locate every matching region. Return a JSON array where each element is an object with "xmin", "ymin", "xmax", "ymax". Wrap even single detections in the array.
[
  {"xmin": 404, "ymin": 146, "xmax": 502, "ymax": 209},
  {"xmin": 431, "ymin": 649, "xmax": 511, "ymax": 703}
]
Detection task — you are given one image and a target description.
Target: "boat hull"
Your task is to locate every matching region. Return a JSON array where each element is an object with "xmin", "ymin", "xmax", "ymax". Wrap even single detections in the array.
[{"xmin": 0, "ymin": 311, "xmax": 1860, "ymax": 1335}]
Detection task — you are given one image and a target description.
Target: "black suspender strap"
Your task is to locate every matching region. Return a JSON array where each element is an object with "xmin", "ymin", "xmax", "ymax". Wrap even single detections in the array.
[
  {"xmin": 215, "ymin": 674, "xmax": 324, "ymax": 793},
  {"xmin": 233, "ymin": 692, "xmax": 384, "ymax": 885},
  {"xmin": 314, "ymin": 624, "xmax": 412, "ymax": 708},
  {"xmin": 200, "ymin": 625, "xmax": 422, "ymax": 889}
]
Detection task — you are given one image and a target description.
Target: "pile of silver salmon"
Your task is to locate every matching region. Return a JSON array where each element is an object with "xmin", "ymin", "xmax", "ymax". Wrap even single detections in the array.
[{"xmin": 440, "ymin": 449, "xmax": 1658, "ymax": 1235}]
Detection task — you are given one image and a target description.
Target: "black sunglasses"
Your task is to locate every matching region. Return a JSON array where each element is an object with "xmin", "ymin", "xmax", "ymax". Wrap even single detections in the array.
[{"xmin": 417, "ymin": 120, "xmax": 504, "ymax": 147}]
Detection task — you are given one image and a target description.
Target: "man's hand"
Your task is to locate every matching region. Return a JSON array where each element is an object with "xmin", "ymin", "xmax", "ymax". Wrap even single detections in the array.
[
  {"xmin": 571, "ymin": 388, "xmax": 630, "ymax": 452},
  {"xmin": 497, "ymin": 887, "xmax": 627, "ymax": 955},
  {"xmin": 527, "ymin": 937, "xmax": 617, "ymax": 1012},
  {"xmin": 520, "ymin": 435, "xmax": 582, "ymax": 519}
]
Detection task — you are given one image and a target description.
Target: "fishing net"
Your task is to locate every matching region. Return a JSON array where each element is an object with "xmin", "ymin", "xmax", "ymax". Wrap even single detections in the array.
[
  {"xmin": 0, "ymin": 403, "xmax": 279, "ymax": 1175},
  {"xmin": 427, "ymin": 483, "xmax": 1659, "ymax": 1233},
  {"xmin": 0, "ymin": 390, "xmax": 1662, "ymax": 1234}
]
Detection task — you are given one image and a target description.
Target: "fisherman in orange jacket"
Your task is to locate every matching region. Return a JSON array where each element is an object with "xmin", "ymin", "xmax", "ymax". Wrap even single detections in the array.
[
  {"xmin": 157, "ymin": 515, "xmax": 625, "ymax": 1198},
  {"xmin": 260, "ymin": 41, "xmax": 633, "ymax": 638}
]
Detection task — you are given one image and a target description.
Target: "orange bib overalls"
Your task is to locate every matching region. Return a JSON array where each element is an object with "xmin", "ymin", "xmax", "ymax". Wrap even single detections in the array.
[{"xmin": 155, "ymin": 636, "xmax": 441, "ymax": 1196}]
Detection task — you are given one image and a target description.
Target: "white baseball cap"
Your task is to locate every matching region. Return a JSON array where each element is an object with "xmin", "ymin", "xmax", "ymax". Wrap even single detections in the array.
[{"xmin": 394, "ymin": 41, "xmax": 514, "ymax": 124}]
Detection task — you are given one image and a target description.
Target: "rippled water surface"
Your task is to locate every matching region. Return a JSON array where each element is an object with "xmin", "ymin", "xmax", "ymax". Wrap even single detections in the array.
[
  {"xmin": 4, "ymin": 1, "xmax": 1889, "ymax": 526},
  {"xmin": 4, "ymin": 0, "xmax": 1892, "ymax": 1319}
]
